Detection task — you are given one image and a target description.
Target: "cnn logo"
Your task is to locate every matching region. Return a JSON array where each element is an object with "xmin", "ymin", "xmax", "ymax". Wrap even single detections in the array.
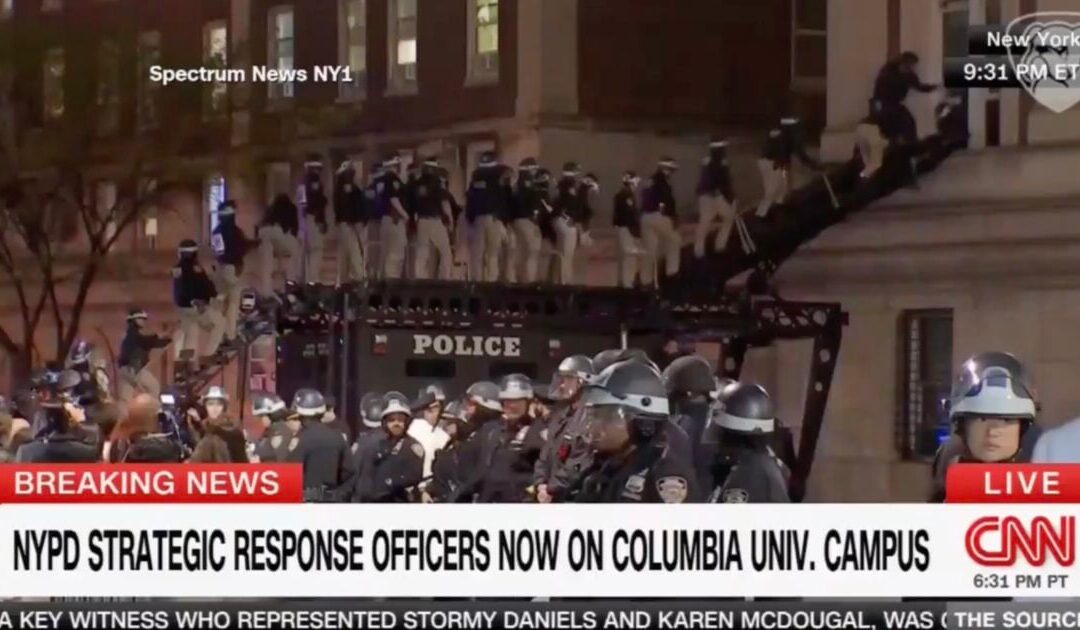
[{"xmin": 965, "ymin": 516, "xmax": 1076, "ymax": 567}]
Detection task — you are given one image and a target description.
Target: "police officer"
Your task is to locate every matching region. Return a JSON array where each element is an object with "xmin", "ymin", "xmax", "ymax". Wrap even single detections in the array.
[
  {"xmin": 375, "ymin": 156, "xmax": 410, "ymax": 280},
  {"xmin": 15, "ymin": 369, "xmax": 98, "ymax": 463},
  {"xmin": 408, "ymin": 384, "xmax": 450, "ymax": 478},
  {"xmin": 532, "ymin": 168, "xmax": 558, "ymax": 282},
  {"xmin": 173, "ymin": 239, "xmax": 226, "ymax": 365},
  {"xmin": 116, "ymin": 308, "xmax": 171, "ymax": 403},
  {"xmin": 353, "ymin": 392, "xmax": 425, "ymax": 503},
  {"xmin": 694, "ymin": 139, "xmax": 737, "ymax": 257},
  {"xmin": 446, "ymin": 381, "xmax": 505, "ymax": 501},
  {"xmin": 640, "ymin": 157, "xmax": 681, "ymax": 287},
  {"xmin": 533, "ymin": 355, "xmax": 595, "ymax": 503},
  {"xmin": 425, "ymin": 400, "xmax": 472, "ymax": 503},
  {"xmin": 288, "ymin": 388, "xmax": 355, "ymax": 502},
  {"xmin": 256, "ymin": 193, "xmax": 302, "ymax": 297},
  {"xmin": 210, "ymin": 200, "xmax": 258, "ymax": 346},
  {"xmin": 465, "ymin": 151, "xmax": 511, "ymax": 283},
  {"xmin": 613, "ymin": 171, "xmax": 643, "ymax": 288},
  {"xmin": 872, "ymin": 51, "xmax": 938, "ymax": 148},
  {"xmin": 551, "ymin": 162, "xmax": 590, "ymax": 285},
  {"xmin": 467, "ymin": 374, "xmax": 547, "ymax": 503},
  {"xmin": 412, "ymin": 157, "xmax": 455, "ymax": 280},
  {"xmin": 704, "ymin": 382, "xmax": 790, "ymax": 503},
  {"xmin": 353, "ymin": 391, "xmax": 384, "ymax": 456},
  {"xmin": 575, "ymin": 360, "xmax": 696, "ymax": 503},
  {"xmin": 662, "ymin": 355, "xmax": 717, "ymax": 484},
  {"xmin": 334, "ymin": 160, "xmax": 368, "ymax": 282},
  {"xmin": 756, "ymin": 117, "xmax": 822, "ymax": 218},
  {"xmin": 508, "ymin": 158, "xmax": 544, "ymax": 284},
  {"xmin": 250, "ymin": 392, "xmax": 295, "ymax": 463},
  {"xmin": 298, "ymin": 158, "xmax": 329, "ymax": 284},
  {"xmin": 321, "ymin": 395, "xmax": 351, "ymax": 444}
]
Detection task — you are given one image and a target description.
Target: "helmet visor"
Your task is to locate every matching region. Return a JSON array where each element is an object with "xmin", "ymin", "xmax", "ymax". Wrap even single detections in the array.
[
  {"xmin": 551, "ymin": 373, "xmax": 583, "ymax": 401},
  {"xmin": 583, "ymin": 404, "xmax": 631, "ymax": 452}
]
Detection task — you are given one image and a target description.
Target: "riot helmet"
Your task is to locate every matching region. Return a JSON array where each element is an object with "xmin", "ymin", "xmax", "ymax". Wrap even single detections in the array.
[
  {"xmin": 709, "ymin": 382, "xmax": 776, "ymax": 435},
  {"xmin": 550, "ymin": 355, "xmax": 594, "ymax": 402},
  {"xmin": 582, "ymin": 360, "xmax": 669, "ymax": 452},
  {"xmin": 381, "ymin": 391, "xmax": 412, "ymax": 438},
  {"xmin": 292, "ymin": 388, "xmax": 327, "ymax": 420},
  {"xmin": 498, "ymin": 373, "xmax": 534, "ymax": 421},
  {"xmin": 949, "ymin": 351, "xmax": 1036, "ymax": 463},
  {"xmin": 359, "ymin": 392, "xmax": 384, "ymax": 429},
  {"xmin": 662, "ymin": 355, "xmax": 716, "ymax": 399},
  {"xmin": 592, "ymin": 349, "xmax": 624, "ymax": 374}
]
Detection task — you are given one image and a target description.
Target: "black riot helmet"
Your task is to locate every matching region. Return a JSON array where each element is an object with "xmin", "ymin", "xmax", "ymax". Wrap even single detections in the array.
[
  {"xmin": 616, "ymin": 348, "xmax": 661, "ymax": 373},
  {"xmin": 292, "ymin": 388, "xmax": 326, "ymax": 420},
  {"xmin": 710, "ymin": 382, "xmax": 776, "ymax": 435},
  {"xmin": 478, "ymin": 151, "xmax": 499, "ymax": 169},
  {"xmin": 178, "ymin": 238, "xmax": 199, "ymax": 261},
  {"xmin": 550, "ymin": 355, "xmax": 594, "ymax": 402},
  {"xmin": 359, "ymin": 391, "xmax": 384, "ymax": 429},
  {"xmin": 251, "ymin": 391, "xmax": 287, "ymax": 419},
  {"xmin": 662, "ymin": 355, "xmax": 716, "ymax": 400},
  {"xmin": 582, "ymin": 360, "xmax": 670, "ymax": 449}
]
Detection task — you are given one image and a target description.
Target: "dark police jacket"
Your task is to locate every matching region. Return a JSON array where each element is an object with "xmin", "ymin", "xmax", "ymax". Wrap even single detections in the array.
[
  {"xmin": 554, "ymin": 178, "xmax": 590, "ymax": 226},
  {"xmin": 612, "ymin": 188, "xmax": 642, "ymax": 237},
  {"xmin": 641, "ymin": 172, "xmax": 678, "ymax": 222},
  {"xmin": 428, "ymin": 441, "xmax": 468, "ymax": 503},
  {"xmin": 287, "ymin": 421, "xmax": 355, "ymax": 502},
  {"xmin": 873, "ymin": 59, "xmax": 936, "ymax": 108},
  {"xmin": 476, "ymin": 418, "xmax": 548, "ymax": 503},
  {"xmin": 211, "ymin": 218, "xmax": 257, "ymax": 271},
  {"xmin": 762, "ymin": 126, "xmax": 820, "ymax": 170},
  {"xmin": 254, "ymin": 421, "xmax": 296, "ymax": 463},
  {"xmin": 374, "ymin": 172, "xmax": 407, "ymax": 223},
  {"xmin": 508, "ymin": 175, "xmax": 539, "ymax": 223},
  {"xmin": 16, "ymin": 433, "xmax": 99, "ymax": 463},
  {"xmin": 707, "ymin": 447, "xmax": 790, "ymax": 504},
  {"xmin": 412, "ymin": 173, "xmax": 449, "ymax": 221},
  {"xmin": 352, "ymin": 433, "xmax": 424, "ymax": 503},
  {"xmin": 696, "ymin": 153, "xmax": 735, "ymax": 203},
  {"xmin": 575, "ymin": 436, "xmax": 697, "ymax": 504},
  {"xmin": 334, "ymin": 175, "xmax": 368, "ymax": 225},
  {"xmin": 172, "ymin": 259, "xmax": 217, "ymax": 309},
  {"xmin": 300, "ymin": 174, "xmax": 329, "ymax": 230},
  {"xmin": 533, "ymin": 403, "xmax": 593, "ymax": 501},
  {"xmin": 465, "ymin": 167, "xmax": 511, "ymax": 223},
  {"xmin": 118, "ymin": 323, "xmax": 170, "ymax": 371},
  {"xmin": 263, "ymin": 195, "xmax": 300, "ymax": 236}
]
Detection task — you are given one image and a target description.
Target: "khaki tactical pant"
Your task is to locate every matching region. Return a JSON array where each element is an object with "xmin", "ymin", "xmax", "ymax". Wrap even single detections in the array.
[
  {"xmin": 175, "ymin": 305, "xmax": 225, "ymax": 360},
  {"xmin": 213, "ymin": 263, "xmax": 242, "ymax": 341},
  {"xmin": 756, "ymin": 159, "xmax": 789, "ymax": 217},
  {"xmin": 470, "ymin": 215, "xmax": 504, "ymax": 283},
  {"xmin": 379, "ymin": 215, "xmax": 408, "ymax": 280},
  {"xmin": 256, "ymin": 225, "xmax": 301, "ymax": 296},
  {"xmin": 303, "ymin": 215, "xmax": 325, "ymax": 284},
  {"xmin": 640, "ymin": 212, "xmax": 681, "ymax": 287},
  {"xmin": 117, "ymin": 366, "xmax": 161, "ymax": 403},
  {"xmin": 856, "ymin": 122, "xmax": 889, "ymax": 178},
  {"xmin": 616, "ymin": 227, "xmax": 643, "ymax": 288},
  {"xmin": 337, "ymin": 222, "xmax": 366, "ymax": 282},
  {"xmin": 553, "ymin": 217, "xmax": 578, "ymax": 286},
  {"xmin": 512, "ymin": 218, "xmax": 543, "ymax": 284},
  {"xmin": 414, "ymin": 217, "xmax": 453, "ymax": 280},
  {"xmin": 695, "ymin": 194, "xmax": 736, "ymax": 257}
]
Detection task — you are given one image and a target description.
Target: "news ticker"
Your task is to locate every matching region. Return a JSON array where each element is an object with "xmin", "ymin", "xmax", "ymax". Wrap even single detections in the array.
[
  {"xmin": 0, "ymin": 601, "xmax": 1078, "ymax": 630},
  {"xmin": 944, "ymin": 21, "xmax": 1080, "ymax": 90}
]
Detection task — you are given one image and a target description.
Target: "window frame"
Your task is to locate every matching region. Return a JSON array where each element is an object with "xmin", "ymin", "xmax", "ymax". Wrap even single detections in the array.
[
  {"xmin": 202, "ymin": 20, "xmax": 229, "ymax": 120},
  {"xmin": 267, "ymin": 5, "xmax": 295, "ymax": 101},
  {"xmin": 465, "ymin": 0, "xmax": 499, "ymax": 85},
  {"xmin": 386, "ymin": 0, "xmax": 418, "ymax": 95},
  {"xmin": 338, "ymin": 0, "xmax": 368, "ymax": 101},
  {"xmin": 95, "ymin": 38, "xmax": 121, "ymax": 137},
  {"xmin": 42, "ymin": 46, "xmax": 65, "ymax": 123},
  {"xmin": 137, "ymin": 30, "xmax": 162, "ymax": 131},
  {"xmin": 896, "ymin": 308, "xmax": 955, "ymax": 462},
  {"xmin": 790, "ymin": 0, "xmax": 826, "ymax": 93},
  {"xmin": 205, "ymin": 173, "xmax": 227, "ymax": 245}
]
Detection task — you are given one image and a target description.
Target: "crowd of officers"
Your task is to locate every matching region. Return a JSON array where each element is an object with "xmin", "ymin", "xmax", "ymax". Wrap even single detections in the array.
[{"xmin": 0, "ymin": 348, "xmax": 795, "ymax": 504}]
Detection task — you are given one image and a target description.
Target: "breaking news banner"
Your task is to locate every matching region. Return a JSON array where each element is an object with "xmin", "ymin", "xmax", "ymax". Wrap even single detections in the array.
[{"xmin": 0, "ymin": 464, "xmax": 1077, "ymax": 603}]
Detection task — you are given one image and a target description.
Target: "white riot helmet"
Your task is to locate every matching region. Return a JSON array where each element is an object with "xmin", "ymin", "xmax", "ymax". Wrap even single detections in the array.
[{"xmin": 498, "ymin": 374, "xmax": 534, "ymax": 400}]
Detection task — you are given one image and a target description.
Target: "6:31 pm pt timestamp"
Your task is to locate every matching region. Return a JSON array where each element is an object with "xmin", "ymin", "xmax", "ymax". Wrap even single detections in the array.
[{"xmin": 973, "ymin": 573, "xmax": 1010, "ymax": 589}]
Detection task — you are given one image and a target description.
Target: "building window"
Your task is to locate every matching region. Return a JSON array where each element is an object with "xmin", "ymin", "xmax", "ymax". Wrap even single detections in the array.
[
  {"xmin": 96, "ymin": 39, "xmax": 120, "ymax": 136},
  {"xmin": 791, "ymin": 0, "xmax": 826, "ymax": 92},
  {"xmin": 42, "ymin": 0, "xmax": 62, "ymax": 12},
  {"xmin": 42, "ymin": 47, "xmax": 65, "ymax": 122},
  {"xmin": 387, "ymin": 0, "xmax": 417, "ymax": 92},
  {"xmin": 137, "ymin": 31, "xmax": 162, "ymax": 130},
  {"xmin": 467, "ymin": 0, "xmax": 499, "ymax": 83},
  {"xmin": 205, "ymin": 174, "xmax": 226, "ymax": 242},
  {"xmin": 338, "ymin": 0, "xmax": 367, "ymax": 100},
  {"xmin": 203, "ymin": 21, "xmax": 228, "ymax": 118},
  {"xmin": 268, "ymin": 6, "xmax": 295, "ymax": 101},
  {"xmin": 897, "ymin": 309, "xmax": 954, "ymax": 461}
]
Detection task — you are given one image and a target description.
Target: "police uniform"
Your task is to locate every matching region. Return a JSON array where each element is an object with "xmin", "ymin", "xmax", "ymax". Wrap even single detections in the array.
[
  {"xmin": 508, "ymin": 160, "xmax": 544, "ymax": 284},
  {"xmin": 576, "ymin": 439, "xmax": 694, "ymax": 504},
  {"xmin": 694, "ymin": 141, "xmax": 737, "ymax": 257},
  {"xmin": 116, "ymin": 310, "xmax": 171, "ymax": 402},
  {"xmin": 298, "ymin": 161, "xmax": 329, "ymax": 284},
  {"xmin": 707, "ymin": 448, "xmax": 790, "ymax": 503},
  {"xmin": 334, "ymin": 161, "xmax": 368, "ymax": 282},
  {"xmin": 411, "ymin": 159, "xmax": 454, "ymax": 280},
  {"xmin": 254, "ymin": 421, "xmax": 296, "ymax": 463},
  {"xmin": 287, "ymin": 389, "xmax": 355, "ymax": 502},
  {"xmin": 376, "ymin": 159, "xmax": 410, "ymax": 280},
  {"xmin": 66, "ymin": 342, "xmax": 112, "ymax": 407},
  {"xmin": 703, "ymin": 383, "xmax": 791, "ymax": 504},
  {"xmin": 210, "ymin": 201, "xmax": 257, "ymax": 343},
  {"xmin": 256, "ymin": 194, "xmax": 302, "ymax": 296},
  {"xmin": 855, "ymin": 101, "xmax": 890, "ymax": 179},
  {"xmin": 465, "ymin": 155, "xmax": 511, "ymax": 283},
  {"xmin": 756, "ymin": 118, "xmax": 821, "ymax": 217},
  {"xmin": 172, "ymin": 241, "xmax": 226, "ymax": 362},
  {"xmin": 353, "ymin": 433, "xmax": 425, "ymax": 502},
  {"xmin": 613, "ymin": 173, "xmax": 643, "ymax": 288},
  {"xmin": 428, "ymin": 440, "xmax": 468, "ymax": 502},
  {"xmin": 551, "ymin": 166, "xmax": 589, "ymax": 285},
  {"xmin": 872, "ymin": 53, "xmax": 937, "ymax": 147},
  {"xmin": 640, "ymin": 160, "xmax": 682, "ymax": 287}
]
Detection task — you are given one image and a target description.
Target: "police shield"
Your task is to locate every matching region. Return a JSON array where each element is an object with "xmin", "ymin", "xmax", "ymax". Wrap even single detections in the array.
[{"xmin": 1006, "ymin": 12, "xmax": 1080, "ymax": 113}]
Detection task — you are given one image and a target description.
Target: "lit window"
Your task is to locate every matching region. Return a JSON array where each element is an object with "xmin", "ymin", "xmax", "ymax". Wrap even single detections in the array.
[
  {"xmin": 137, "ymin": 31, "xmax": 162, "ymax": 130},
  {"xmin": 897, "ymin": 309, "xmax": 954, "ymax": 461},
  {"xmin": 339, "ymin": 0, "xmax": 367, "ymax": 100},
  {"xmin": 206, "ymin": 174, "xmax": 226, "ymax": 243},
  {"xmin": 42, "ymin": 0, "xmax": 62, "ymax": 12},
  {"xmin": 203, "ymin": 21, "xmax": 228, "ymax": 118},
  {"xmin": 388, "ymin": 0, "xmax": 417, "ymax": 91},
  {"xmin": 268, "ymin": 6, "xmax": 295, "ymax": 100},
  {"xmin": 42, "ymin": 47, "xmax": 65, "ymax": 122},
  {"xmin": 791, "ymin": 0, "xmax": 826, "ymax": 91},
  {"xmin": 96, "ymin": 39, "xmax": 121, "ymax": 136},
  {"xmin": 468, "ymin": 0, "xmax": 499, "ymax": 83}
]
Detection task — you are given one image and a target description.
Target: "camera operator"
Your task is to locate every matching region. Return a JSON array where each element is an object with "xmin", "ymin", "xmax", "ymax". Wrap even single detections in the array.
[
  {"xmin": 16, "ymin": 370, "xmax": 99, "ymax": 463},
  {"xmin": 107, "ymin": 394, "xmax": 184, "ymax": 463}
]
